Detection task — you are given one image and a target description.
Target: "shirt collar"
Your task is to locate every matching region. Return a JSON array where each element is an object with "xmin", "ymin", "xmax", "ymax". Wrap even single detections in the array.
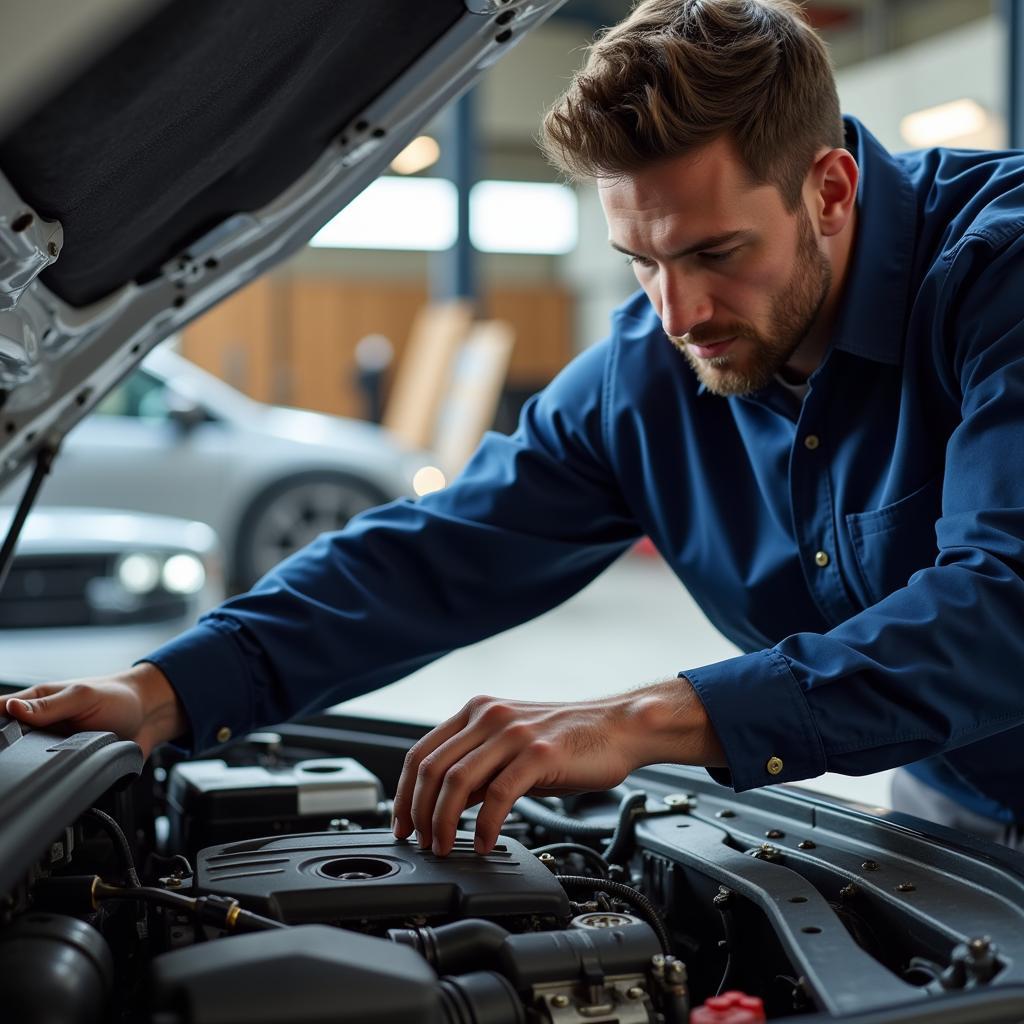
[{"xmin": 828, "ymin": 115, "xmax": 918, "ymax": 367}]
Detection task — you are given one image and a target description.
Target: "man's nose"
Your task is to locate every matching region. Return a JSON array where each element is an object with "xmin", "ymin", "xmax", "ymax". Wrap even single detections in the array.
[{"xmin": 659, "ymin": 272, "xmax": 713, "ymax": 339}]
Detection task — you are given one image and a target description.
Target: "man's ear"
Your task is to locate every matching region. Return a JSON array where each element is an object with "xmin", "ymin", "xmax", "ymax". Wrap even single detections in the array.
[{"xmin": 807, "ymin": 148, "xmax": 858, "ymax": 238}]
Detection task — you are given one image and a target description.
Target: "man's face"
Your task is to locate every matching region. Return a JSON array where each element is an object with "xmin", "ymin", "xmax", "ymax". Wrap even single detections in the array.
[{"xmin": 599, "ymin": 137, "xmax": 832, "ymax": 396}]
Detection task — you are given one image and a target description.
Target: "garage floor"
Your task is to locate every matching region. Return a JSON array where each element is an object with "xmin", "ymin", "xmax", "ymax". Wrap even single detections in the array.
[{"xmin": 340, "ymin": 548, "xmax": 896, "ymax": 810}]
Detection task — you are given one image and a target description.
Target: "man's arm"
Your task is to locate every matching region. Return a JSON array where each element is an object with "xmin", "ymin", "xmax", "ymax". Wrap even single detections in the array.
[
  {"xmin": 7, "ymin": 340, "xmax": 641, "ymax": 755},
  {"xmin": 392, "ymin": 676, "xmax": 725, "ymax": 855}
]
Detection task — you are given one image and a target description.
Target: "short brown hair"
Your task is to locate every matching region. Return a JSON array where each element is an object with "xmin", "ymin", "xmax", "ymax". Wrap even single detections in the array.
[{"xmin": 541, "ymin": 0, "xmax": 844, "ymax": 209}]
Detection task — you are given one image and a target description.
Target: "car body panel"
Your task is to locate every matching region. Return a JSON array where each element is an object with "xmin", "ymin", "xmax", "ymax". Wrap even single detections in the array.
[{"xmin": 0, "ymin": 345, "xmax": 430, "ymax": 584}]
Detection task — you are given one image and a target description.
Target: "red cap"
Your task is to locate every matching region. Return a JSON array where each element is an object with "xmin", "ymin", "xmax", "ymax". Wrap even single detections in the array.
[{"xmin": 690, "ymin": 990, "xmax": 766, "ymax": 1024}]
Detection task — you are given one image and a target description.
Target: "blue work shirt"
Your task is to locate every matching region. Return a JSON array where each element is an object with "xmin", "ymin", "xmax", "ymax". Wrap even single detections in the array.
[{"xmin": 149, "ymin": 117, "xmax": 1024, "ymax": 823}]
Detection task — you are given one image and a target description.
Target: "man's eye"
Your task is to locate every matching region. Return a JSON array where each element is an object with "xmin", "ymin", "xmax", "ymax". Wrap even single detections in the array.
[
  {"xmin": 700, "ymin": 248, "xmax": 738, "ymax": 263},
  {"xmin": 625, "ymin": 255, "xmax": 655, "ymax": 269}
]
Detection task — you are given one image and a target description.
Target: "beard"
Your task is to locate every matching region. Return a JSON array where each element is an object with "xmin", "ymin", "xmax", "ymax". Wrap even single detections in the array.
[{"xmin": 670, "ymin": 207, "xmax": 832, "ymax": 397}]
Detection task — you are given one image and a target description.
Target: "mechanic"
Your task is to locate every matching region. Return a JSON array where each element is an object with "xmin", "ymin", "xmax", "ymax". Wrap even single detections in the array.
[{"xmin": 6, "ymin": 0, "xmax": 1024, "ymax": 854}]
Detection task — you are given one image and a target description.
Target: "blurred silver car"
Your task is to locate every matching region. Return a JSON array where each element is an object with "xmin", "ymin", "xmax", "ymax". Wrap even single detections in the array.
[
  {"xmin": 1, "ymin": 345, "xmax": 442, "ymax": 590},
  {"xmin": 1, "ymin": 507, "xmax": 221, "ymax": 682}
]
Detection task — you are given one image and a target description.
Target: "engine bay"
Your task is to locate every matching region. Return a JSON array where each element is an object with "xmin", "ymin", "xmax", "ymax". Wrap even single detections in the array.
[{"xmin": 4, "ymin": 714, "xmax": 1024, "ymax": 1024}]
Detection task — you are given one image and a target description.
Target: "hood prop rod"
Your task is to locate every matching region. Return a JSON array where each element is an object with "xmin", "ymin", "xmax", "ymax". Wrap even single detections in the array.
[{"xmin": 0, "ymin": 443, "xmax": 58, "ymax": 595}]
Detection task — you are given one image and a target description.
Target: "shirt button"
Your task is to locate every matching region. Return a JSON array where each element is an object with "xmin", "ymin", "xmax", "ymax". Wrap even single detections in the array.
[
  {"xmin": 216, "ymin": 726, "xmax": 232, "ymax": 743},
  {"xmin": 814, "ymin": 550, "xmax": 830, "ymax": 568},
  {"xmin": 766, "ymin": 756, "xmax": 784, "ymax": 776},
  {"xmin": 804, "ymin": 434, "xmax": 820, "ymax": 450}
]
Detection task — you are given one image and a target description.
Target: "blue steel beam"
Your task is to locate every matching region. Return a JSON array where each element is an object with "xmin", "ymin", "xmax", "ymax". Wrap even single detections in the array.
[{"xmin": 430, "ymin": 88, "xmax": 479, "ymax": 305}]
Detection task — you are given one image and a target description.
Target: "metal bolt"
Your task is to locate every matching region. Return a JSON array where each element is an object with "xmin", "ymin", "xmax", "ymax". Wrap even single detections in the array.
[
  {"xmin": 716, "ymin": 809, "xmax": 736, "ymax": 819},
  {"xmin": 161, "ymin": 876, "xmax": 182, "ymax": 888},
  {"xmin": 861, "ymin": 860, "xmax": 879, "ymax": 871},
  {"xmin": 969, "ymin": 937, "xmax": 991, "ymax": 955},
  {"xmin": 713, "ymin": 886, "xmax": 733, "ymax": 908},
  {"xmin": 896, "ymin": 882, "xmax": 916, "ymax": 893},
  {"xmin": 839, "ymin": 884, "xmax": 859, "ymax": 900},
  {"xmin": 797, "ymin": 840, "xmax": 816, "ymax": 850},
  {"xmin": 538, "ymin": 852, "xmax": 557, "ymax": 873},
  {"xmin": 626, "ymin": 987, "xmax": 645, "ymax": 1000},
  {"xmin": 48, "ymin": 241, "xmax": 59, "ymax": 258},
  {"xmin": 551, "ymin": 994, "xmax": 570, "ymax": 1008},
  {"xmin": 663, "ymin": 793, "xmax": 695, "ymax": 809},
  {"xmin": 766, "ymin": 829, "xmax": 785, "ymax": 839},
  {"xmin": 668, "ymin": 959, "xmax": 685, "ymax": 977}
]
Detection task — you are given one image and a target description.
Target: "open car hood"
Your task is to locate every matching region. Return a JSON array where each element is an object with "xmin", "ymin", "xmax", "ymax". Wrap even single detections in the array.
[{"xmin": 0, "ymin": 0, "xmax": 566, "ymax": 491}]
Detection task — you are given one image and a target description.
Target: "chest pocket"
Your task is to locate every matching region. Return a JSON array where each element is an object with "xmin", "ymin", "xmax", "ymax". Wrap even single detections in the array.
[{"xmin": 845, "ymin": 475, "xmax": 943, "ymax": 606}]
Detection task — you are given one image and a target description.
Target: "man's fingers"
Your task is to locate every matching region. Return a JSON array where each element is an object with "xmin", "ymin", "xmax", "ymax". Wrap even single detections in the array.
[
  {"xmin": 409, "ymin": 721, "xmax": 510, "ymax": 850},
  {"xmin": 473, "ymin": 749, "xmax": 547, "ymax": 854},
  {"xmin": 5, "ymin": 683, "xmax": 95, "ymax": 726},
  {"xmin": 392, "ymin": 706, "xmax": 476, "ymax": 840},
  {"xmin": 429, "ymin": 739, "xmax": 525, "ymax": 856},
  {"xmin": 4, "ymin": 683, "xmax": 54, "ymax": 706}
]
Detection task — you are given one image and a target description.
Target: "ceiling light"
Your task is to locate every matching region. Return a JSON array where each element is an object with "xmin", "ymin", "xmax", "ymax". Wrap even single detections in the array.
[
  {"xmin": 469, "ymin": 180, "xmax": 578, "ymax": 255},
  {"xmin": 390, "ymin": 135, "xmax": 441, "ymax": 175},
  {"xmin": 310, "ymin": 177, "xmax": 458, "ymax": 251},
  {"xmin": 900, "ymin": 99, "xmax": 990, "ymax": 148}
]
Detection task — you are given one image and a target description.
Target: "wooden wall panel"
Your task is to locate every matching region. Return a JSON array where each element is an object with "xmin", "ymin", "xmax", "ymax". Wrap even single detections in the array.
[
  {"xmin": 181, "ymin": 276, "xmax": 575, "ymax": 419},
  {"xmin": 286, "ymin": 279, "xmax": 427, "ymax": 417},
  {"xmin": 179, "ymin": 278, "xmax": 279, "ymax": 403},
  {"xmin": 485, "ymin": 285, "xmax": 574, "ymax": 385}
]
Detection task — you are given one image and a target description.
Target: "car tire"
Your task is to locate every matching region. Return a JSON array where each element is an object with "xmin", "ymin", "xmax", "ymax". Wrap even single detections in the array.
[{"xmin": 232, "ymin": 471, "xmax": 390, "ymax": 591}]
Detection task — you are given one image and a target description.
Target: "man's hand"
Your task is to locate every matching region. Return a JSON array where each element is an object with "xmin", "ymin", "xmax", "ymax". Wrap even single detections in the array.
[
  {"xmin": 392, "ymin": 677, "xmax": 724, "ymax": 856},
  {"xmin": 3, "ymin": 663, "xmax": 187, "ymax": 758}
]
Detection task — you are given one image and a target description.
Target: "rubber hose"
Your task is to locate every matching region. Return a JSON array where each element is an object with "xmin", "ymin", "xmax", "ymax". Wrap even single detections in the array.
[
  {"xmin": 85, "ymin": 808, "xmax": 141, "ymax": 887},
  {"xmin": 514, "ymin": 797, "xmax": 614, "ymax": 839},
  {"xmin": 389, "ymin": 919, "xmax": 510, "ymax": 975},
  {"xmin": 602, "ymin": 791, "xmax": 648, "ymax": 866}
]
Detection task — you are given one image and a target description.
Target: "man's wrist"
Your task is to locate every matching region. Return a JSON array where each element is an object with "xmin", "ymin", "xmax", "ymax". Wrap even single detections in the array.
[
  {"xmin": 124, "ymin": 662, "xmax": 187, "ymax": 748},
  {"xmin": 627, "ymin": 676, "xmax": 726, "ymax": 768}
]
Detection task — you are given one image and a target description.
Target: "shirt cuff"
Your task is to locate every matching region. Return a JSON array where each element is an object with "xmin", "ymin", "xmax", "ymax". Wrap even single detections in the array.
[
  {"xmin": 138, "ymin": 618, "xmax": 257, "ymax": 754},
  {"xmin": 682, "ymin": 649, "xmax": 827, "ymax": 791}
]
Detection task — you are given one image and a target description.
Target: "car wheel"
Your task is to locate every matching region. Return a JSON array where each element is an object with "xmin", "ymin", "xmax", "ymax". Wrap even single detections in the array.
[{"xmin": 232, "ymin": 472, "xmax": 389, "ymax": 590}]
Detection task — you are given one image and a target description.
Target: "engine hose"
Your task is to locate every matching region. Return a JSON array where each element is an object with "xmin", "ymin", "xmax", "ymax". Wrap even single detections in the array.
[
  {"xmin": 389, "ymin": 919, "xmax": 509, "ymax": 975},
  {"xmin": 439, "ymin": 971, "xmax": 526, "ymax": 1024},
  {"xmin": 514, "ymin": 797, "xmax": 615, "ymax": 839},
  {"xmin": 85, "ymin": 808, "xmax": 141, "ymax": 887},
  {"xmin": 602, "ymin": 791, "xmax": 648, "ymax": 866},
  {"xmin": 93, "ymin": 882, "xmax": 287, "ymax": 933},
  {"xmin": 556, "ymin": 875, "xmax": 672, "ymax": 956}
]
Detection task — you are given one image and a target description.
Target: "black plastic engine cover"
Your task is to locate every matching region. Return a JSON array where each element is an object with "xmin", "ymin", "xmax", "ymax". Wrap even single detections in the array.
[{"xmin": 195, "ymin": 829, "xmax": 571, "ymax": 926}]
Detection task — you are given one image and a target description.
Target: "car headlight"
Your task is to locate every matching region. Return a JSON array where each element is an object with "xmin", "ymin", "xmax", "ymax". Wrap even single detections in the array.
[
  {"xmin": 116, "ymin": 553, "xmax": 162, "ymax": 594},
  {"xmin": 161, "ymin": 553, "xmax": 206, "ymax": 595}
]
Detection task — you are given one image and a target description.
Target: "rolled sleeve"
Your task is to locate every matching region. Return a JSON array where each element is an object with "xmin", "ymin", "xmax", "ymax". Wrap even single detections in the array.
[{"xmin": 683, "ymin": 649, "xmax": 827, "ymax": 791}]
